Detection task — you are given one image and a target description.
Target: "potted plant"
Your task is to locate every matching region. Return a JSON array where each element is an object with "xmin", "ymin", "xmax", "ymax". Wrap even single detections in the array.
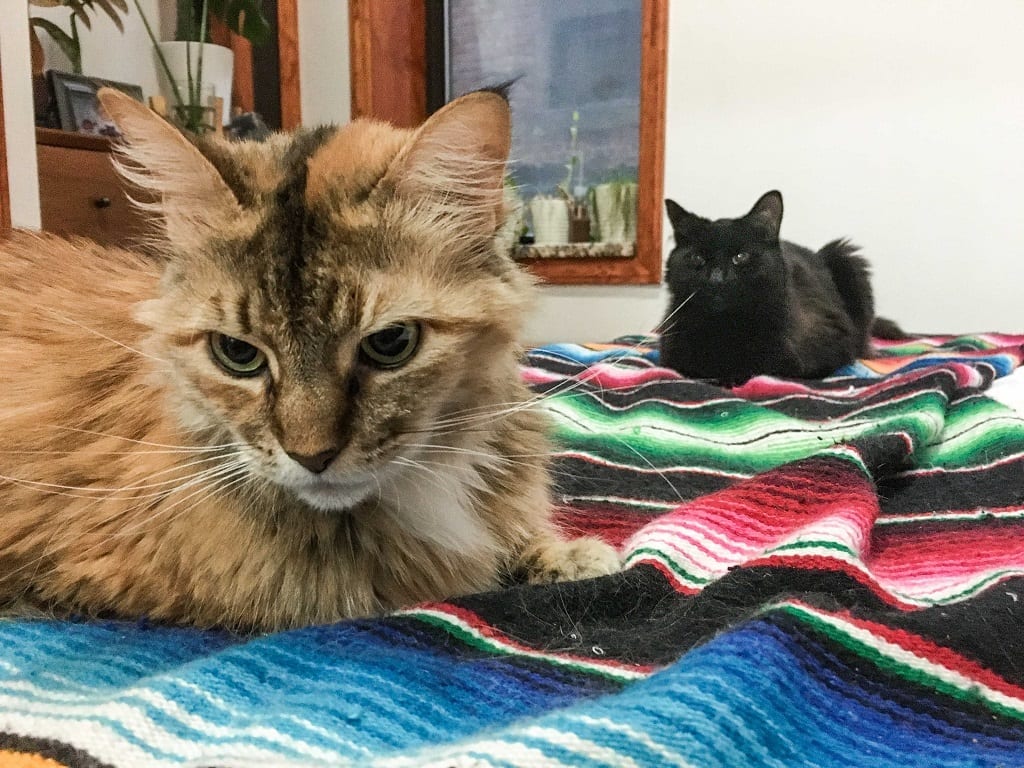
[
  {"xmin": 134, "ymin": 0, "xmax": 270, "ymax": 132},
  {"xmin": 29, "ymin": 0, "xmax": 128, "ymax": 75},
  {"xmin": 529, "ymin": 195, "xmax": 570, "ymax": 245},
  {"xmin": 591, "ymin": 173, "xmax": 638, "ymax": 244},
  {"xmin": 496, "ymin": 176, "xmax": 527, "ymax": 254}
]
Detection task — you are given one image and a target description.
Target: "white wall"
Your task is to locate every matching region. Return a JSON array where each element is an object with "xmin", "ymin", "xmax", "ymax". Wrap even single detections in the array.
[
  {"xmin": 528, "ymin": 0, "xmax": 1024, "ymax": 341},
  {"xmin": 2, "ymin": 0, "xmax": 170, "ymax": 228},
  {"xmin": 658, "ymin": 0, "xmax": 1024, "ymax": 336},
  {"xmin": 298, "ymin": 2, "xmax": 351, "ymax": 126},
  {"xmin": 7, "ymin": 1, "xmax": 1021, "ymax": 336},
  {"xmin": 30, "ymin": 0, "xmax": 169, "ymax": 99},
  {"xmin": 1, "ymin": 0, "xmax": 41, "ymax": 228}
]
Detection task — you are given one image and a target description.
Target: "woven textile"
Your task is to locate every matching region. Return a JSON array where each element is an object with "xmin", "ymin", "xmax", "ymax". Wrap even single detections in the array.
[{"xmin": 1, "ymin": 334, "xmax": 1023, "ymax": 767}]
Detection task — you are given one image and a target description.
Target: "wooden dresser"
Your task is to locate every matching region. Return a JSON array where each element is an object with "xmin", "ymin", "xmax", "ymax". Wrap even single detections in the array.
[{"xmin": 36, "ymin": 128, "xmax": 150, "ymax": 248}]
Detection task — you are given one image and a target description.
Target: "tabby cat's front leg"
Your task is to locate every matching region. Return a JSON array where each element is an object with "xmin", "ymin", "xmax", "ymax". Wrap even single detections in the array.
[{"xmin": 516, "ymin": 535, "xmax": 621, "ymax": 584}]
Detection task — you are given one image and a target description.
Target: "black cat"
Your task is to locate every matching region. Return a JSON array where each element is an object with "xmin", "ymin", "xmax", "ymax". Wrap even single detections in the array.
[{"xmin": 660, "ymin": 190, "xmax": 884, "ymax": 384}]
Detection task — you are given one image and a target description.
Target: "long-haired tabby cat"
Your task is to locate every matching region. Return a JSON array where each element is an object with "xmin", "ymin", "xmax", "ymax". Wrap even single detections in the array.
[
  {"xmin": 660, "ymin": 190, "xmax": 888, "ymax": 385},
  {"xmin": 0, "ymin": 87, "xmax": 618, "ymax": 631}
]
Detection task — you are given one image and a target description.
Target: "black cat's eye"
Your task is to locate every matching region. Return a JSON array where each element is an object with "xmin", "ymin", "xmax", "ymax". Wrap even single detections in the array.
[
  {"xmin": 686, "ymin": 252, "xmax": 706, "ymax": 268},
  {"xmin": 209, "ymin": 333, "xmax": 267, "ymax": 377},
  {"xmin": 360, "ymin": 322, "xmax": 421, "ymax": 368},
  {"xmin": 732, "ymin": 252, "xmax": 752, "ymax": 266}
]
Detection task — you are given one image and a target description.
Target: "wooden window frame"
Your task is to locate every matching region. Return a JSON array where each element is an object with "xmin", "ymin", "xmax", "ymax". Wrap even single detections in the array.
[
  {"xmin": 217, "ymin": 0, "xmax": 302, "ymax": 130},
  {"xmin": 0, "ymin": 56, "xmax": 11, "ymax": 234},
  {"xmin": 348, "ymin": 0, "xmax": 668, "ymax": 286}
]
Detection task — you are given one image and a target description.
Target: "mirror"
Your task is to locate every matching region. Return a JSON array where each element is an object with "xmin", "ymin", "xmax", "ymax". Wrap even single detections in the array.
[{"xmin": 348, "ymin": 0, "xmax": 667, "ymax": 286}]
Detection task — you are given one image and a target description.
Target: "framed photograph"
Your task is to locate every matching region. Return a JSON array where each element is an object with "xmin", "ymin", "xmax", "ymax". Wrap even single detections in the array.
[{"xmin": 48, "ymin": 71, "xmax": 144, "ymax": 138}]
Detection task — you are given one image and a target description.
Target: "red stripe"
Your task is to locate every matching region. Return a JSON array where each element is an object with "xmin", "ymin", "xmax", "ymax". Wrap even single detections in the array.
[
  {"xmin": 414, "ymin": 602, "xmax": 657, "ymax": 674},
  {"xmin": 790, "ymin": 602, "xmax": 1024, "ymax": 702}
]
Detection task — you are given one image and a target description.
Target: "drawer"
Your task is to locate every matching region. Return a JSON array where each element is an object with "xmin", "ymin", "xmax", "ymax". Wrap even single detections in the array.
[{"xmin": 37, "ymin": 143, "xmax": 151, "ymax": 248}]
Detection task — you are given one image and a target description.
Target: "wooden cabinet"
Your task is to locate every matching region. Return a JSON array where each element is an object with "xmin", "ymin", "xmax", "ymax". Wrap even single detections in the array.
[{"xmin": 36, "ymin": 128, "xmax": 150, "ymax": 248}]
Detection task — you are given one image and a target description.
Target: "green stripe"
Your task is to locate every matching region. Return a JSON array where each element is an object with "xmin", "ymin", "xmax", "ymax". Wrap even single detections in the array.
[
  {"xmin": 765, "ymin": 540, "xmax": 858, "ymax": 558},
  {"xmin": 547, "ymin": 399, "xmax": 948, "ymax": 475},
  {"xmin": 778, "ymin": 604, "xmax": 1024, "ymax": 722},
  {"xmin": 625, "ymin": 548, "xmax": 710, "ymax": 585},
  {"xmin": 408, "ymin": 611, "xmax": 638, "ymax": 683}
]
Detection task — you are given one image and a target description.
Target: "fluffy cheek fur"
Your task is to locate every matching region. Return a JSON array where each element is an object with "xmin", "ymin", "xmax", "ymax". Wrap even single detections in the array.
[{"xmin": 138, "ymin": 282, "xmax": 518, "ymax": 512}]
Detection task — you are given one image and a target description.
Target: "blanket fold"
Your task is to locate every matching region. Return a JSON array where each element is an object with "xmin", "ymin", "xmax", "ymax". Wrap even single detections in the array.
[{"xmin": 1, "ymin": 333, "xmax": 1022, "ymax": 767}]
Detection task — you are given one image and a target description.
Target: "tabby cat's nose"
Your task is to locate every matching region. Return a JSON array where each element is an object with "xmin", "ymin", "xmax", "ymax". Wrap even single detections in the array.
[{"xmin": 287, "ymin": 448, "xmax": 340, "ymax": 474}]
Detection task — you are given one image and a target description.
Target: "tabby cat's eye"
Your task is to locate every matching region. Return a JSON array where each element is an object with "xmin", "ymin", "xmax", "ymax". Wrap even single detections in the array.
[
  {"xmin": 732, "ymin": 252, "xmax": 751, "ymax": 265},
  {"xmin": 687, "ymin": 253, "xmax": 706, "ymax": 268},
  {"xmin": 360, "ymin": 322, "xmax": 421, "ymax": 368},
  {"xmin": 209, "ymin": 333, "xmax": 267, "ymax": 377}
]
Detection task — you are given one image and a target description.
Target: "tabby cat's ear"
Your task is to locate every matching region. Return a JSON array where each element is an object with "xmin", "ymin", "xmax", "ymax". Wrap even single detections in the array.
[
  {"xmin": 665, "ymin": 199, "xmax": 700, "ymax": 241},
  {"xmin": 745, "ymin": 190, "xmax": 783, "ymax": 241},
  {"xmin": 97, "ymin": 88, "xmax": 242, "ymax": 248},
  {"xmin": 387, "ymin": 88, "xmax": 512, "ymax": 238}
]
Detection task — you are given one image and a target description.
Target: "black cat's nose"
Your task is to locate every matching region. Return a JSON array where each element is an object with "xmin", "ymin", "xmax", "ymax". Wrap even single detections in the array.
[
  {"xmin": 287, "ymin": 448, "xmax": 340, "ymax": 474},
  {"xmin": 709, "ymin": 267, "xmax": 725, "ymax": 284}
]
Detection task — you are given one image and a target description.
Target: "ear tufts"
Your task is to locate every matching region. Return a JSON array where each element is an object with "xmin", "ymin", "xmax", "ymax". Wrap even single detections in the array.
[
  {"xmin": 97, "ymin": 88, "xmax": 242, "ymax": 248},
  {"xmin": 386, "ymin": 89, "xmax": 512, "ymax": 240}
]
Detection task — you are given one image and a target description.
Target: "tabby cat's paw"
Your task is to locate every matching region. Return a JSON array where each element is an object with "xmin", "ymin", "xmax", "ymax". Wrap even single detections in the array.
[{"xmin": 520, "ymin": 537, "xmax": 621, "ymax": 584}]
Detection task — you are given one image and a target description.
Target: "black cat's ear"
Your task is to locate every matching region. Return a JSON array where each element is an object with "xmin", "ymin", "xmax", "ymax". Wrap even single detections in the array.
[
  {"xmin": 665, "ymin": 199, "xmax": 699, "ymax": 240},
  {"xmin": 745, "ymin": 190, "xmax": 783, "ymax": 241}
]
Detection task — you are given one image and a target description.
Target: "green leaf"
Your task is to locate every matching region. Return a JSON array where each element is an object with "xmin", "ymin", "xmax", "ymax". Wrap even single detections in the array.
[
  {"xmin": 209, "ymin": 0, "xmax": 272, "ymax": 45},
  {"xmin": 72, "ymin": 5, "xmax": 92, "ymax": 29},
  {"xmin": 30, "ymin": 16, "xmax": 81, "ymax": 66},
  {"xmin": 92, "ymin": 0, "xmax": 125, "ymax": 31}
]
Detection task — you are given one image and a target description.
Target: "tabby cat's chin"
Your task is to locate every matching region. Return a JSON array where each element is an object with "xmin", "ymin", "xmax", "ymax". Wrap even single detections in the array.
[{"xmin": 290, "ymin": 475, "xmax": 379, "ymax": 512}]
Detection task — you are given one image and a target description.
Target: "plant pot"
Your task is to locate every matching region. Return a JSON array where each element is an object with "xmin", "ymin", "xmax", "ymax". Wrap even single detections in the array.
[
  {"xmin": 529, "ymin": 196, "xmax": 570, "ymax": 245},
  {"xmin": 592, "ymin": 182, "xmax": 638, "ymax": 243},
  {"xmin": 155, "ymin": 41, "xmax": 233, "ymax": 124},
  {"xmin": 496, "ymin": 183, "xmax": 526, "ymax": 254}
]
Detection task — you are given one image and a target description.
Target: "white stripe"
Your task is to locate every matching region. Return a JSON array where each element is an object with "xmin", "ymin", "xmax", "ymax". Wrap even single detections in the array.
[
  {"xmin": 375, "ymin": 739, "xmax": 572, "ymax": 768},
  {"xmin": 396, "ymin": 609, "xmax": 649, "ymax": 680},
  {"xmin": 551, "ymin": 449, "xmax": 752, "ymax": 478},
  {"xmin": 0, "ymin": 708, "xmax": 346, "ymax": 768},
  {"xmin": 628, "ymin": 528, "xmax": 762, "ymax": 571},
  {"xmin": 788, "ymin": 605, "xmax": 1024, "ymax": 716},
  {"xmin": 0, "ymin": 691, "xmax": 345, "ymax": 765},
  {"xmin": 518, "ymin": 726, "xmax": 640, "ymax": 767},
  {"xmin": 566, "ymin": 716, "xmax": 696, "ymax": 768},
  {"xmin": 876, "ymin": 508, "xmax": 1024, "ymax": 525}
]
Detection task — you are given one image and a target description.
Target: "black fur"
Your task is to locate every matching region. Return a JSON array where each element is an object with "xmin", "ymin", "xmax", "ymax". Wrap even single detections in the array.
[
  {"xmin": 659, "ymin": 191, "xmax": 883, "ymax": 385},
  {"xmin": 871, "ymin": 316, "xmax": 912, "ymax": 340}
]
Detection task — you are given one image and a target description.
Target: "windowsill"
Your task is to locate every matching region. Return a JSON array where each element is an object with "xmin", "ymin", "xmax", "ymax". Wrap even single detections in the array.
[{"xmin": 512, "ymin": 241, "xmax": 636, "ymax": 261}]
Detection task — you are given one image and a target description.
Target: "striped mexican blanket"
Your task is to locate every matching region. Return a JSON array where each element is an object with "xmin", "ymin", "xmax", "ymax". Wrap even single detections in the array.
[{"xmin": 1, "ymin": 333, "xmax": 1023, "ymax": 768}]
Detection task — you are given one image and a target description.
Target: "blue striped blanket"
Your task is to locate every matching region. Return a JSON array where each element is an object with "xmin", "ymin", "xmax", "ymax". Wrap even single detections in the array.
[{"xmin": 1, "ymin": 333, "xmax": 1023, "ymax": 767}]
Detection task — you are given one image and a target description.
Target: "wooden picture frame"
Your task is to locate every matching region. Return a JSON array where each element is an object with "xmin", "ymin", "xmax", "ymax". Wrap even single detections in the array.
[
  {"xmin": 349, "ymin": 0, "xmax": 668, "ymax": 286},
  {"xmin": 49, "ymin": 71, "xmax": 143, "ymax": 137}
]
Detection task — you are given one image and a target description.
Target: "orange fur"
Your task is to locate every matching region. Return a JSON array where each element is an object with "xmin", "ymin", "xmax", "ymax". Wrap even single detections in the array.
[{"xmin": 0, "ymin": 91, "xmax": 618, "ymax": 631}]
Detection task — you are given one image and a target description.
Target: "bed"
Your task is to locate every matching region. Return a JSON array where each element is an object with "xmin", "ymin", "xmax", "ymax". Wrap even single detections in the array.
[{"xmin": 1, "ymin": 333, "xmax": 1022, "ymax": 767}]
